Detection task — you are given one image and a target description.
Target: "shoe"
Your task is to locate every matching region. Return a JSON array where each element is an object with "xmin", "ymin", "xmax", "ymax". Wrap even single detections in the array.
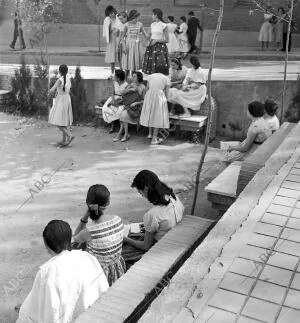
[
  {"xmin": 113, "ymin": 136, "xmax": 121, "ymax": 142},
  {"xmin": 151, "ymin": 138, "xmax": 163, "ymax": 145},
  {"xmin": 61, "ymin": 136, "xmax": 74, "ymax": 147},
  {"xmin": 109, "ymin": 125, "xmax": 115, "ymax": 133},
  {"xmin": 147, "ymin": 134, "xmax": 152, "ymax": 139},
  {"xmin": 121, "ymin": 135, "xmax": 130, "ymax": 142},
  {"xmin": 179, "ymin": 112, "xmax": 191, "ymax": 118},
  {"xmin": 9, "ymin": 45, "xmax": 15, "ymax": 50}
]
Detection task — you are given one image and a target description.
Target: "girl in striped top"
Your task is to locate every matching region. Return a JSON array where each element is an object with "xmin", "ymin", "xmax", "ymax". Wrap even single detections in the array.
[{"xmin": 73, "ymin": 184, "xmax": 125, "ymax": 286}]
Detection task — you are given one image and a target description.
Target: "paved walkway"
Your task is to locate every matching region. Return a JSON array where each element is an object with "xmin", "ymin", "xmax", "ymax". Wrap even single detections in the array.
[
  {"xmin": 140, "ymin": 123, "xmax": 300, "ymax": 323},
  {"xmin": 0, "ymin": 46, "xmax": 300, "ymax": 61}
]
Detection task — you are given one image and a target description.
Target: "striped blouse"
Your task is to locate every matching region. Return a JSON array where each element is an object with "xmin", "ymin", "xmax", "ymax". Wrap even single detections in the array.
[{"xmin": 86, "ymin": 216, "xmax": 124, "ymax": 265}]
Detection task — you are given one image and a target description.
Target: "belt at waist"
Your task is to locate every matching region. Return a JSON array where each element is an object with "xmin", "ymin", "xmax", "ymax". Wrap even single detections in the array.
[{"xmin": 253, "ymin": 141, "xmax": 263, "ymax": 145}]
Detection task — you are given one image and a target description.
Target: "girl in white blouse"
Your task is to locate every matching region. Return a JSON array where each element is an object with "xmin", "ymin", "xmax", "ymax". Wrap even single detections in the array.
[{"xmin": 142, "ymin": 8, "xmax": 169, "ymax": 75}]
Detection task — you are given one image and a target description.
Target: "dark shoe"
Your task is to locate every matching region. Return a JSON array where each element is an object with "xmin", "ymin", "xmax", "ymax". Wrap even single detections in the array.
[{"xmin": 9, "ymin": 45, "xmax": 15, "ymax": 50}]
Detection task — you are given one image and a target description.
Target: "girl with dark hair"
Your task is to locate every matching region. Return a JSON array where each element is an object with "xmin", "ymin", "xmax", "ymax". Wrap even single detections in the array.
[
  {"xmin": 264, "ymin": 99, "xmax": 280, "ymax": 132},
  {"xmin": 48, "ymin": 64, "xmax": 74, "ymax": 147},
  {"xmin": 117, "ymin": 11, "xmax": 128, "ymax": 71},
  {"xmin": 115, "ymin": 71, "xmax": 147, "ymax": 142},
  {"xmin": 73, "ymin": 184, "xmax": 125, "ymax": 286},
  {"xmin": 122, "ymin": 10, "xmax": 148, "ymax": 75},
  {"xmin": 167, "ymin": 16, "xmax": 179, "ymax": 54},
  {"xmin": 168, "ymin": 56, "xmax": 207, "ymax": 117},
  {"xmin": 225, "ymin": 101, "xmax": 272, "ymax": 162},
  {"xmin": 16, "ymin": 220, "xmax": 109, "ymax": 323},
  {"xmin": 103, "ymin": 5, "xmax": 119, "ymax": 78},
  {"xmin": 169, "ymin": 57, "xmax": 188, "ymax": 89},
  {"xmin": 102, "ymin": 69, "xmax": 128, "ymax": 133},
  {"xmin": 177, "ymin": 16, "xmax": 190, "ymax": 58},
  {"xmin": 122, "ymin": 170, "xmax": 184, "ymax": 264},
  {"xmin": 140, "ymin": 65, "xmax": 170, "ymax": 145},
  {"xmin": 142, "ymin": 8, "xmax": 169, "ymax": 75}
]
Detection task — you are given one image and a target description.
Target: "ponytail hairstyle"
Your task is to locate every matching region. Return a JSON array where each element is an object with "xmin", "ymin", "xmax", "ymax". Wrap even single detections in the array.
[
  {"xmin": 59, "ymin": 64, "xmax": 68, "ymax": 92},
  {"xmin": 190, "ymin": 56, "xmax": 200, "ymax": 69},
  {"xmin": 131, "ymin": 170, "xmax": 176, "ymax": 206},
  {"xmin": 153, "ymin": 8, "xmax": 164, "ymax": 22},
  {"xmin": 86, "ymin": 184, "xmax": 110, "ymax": 221}
]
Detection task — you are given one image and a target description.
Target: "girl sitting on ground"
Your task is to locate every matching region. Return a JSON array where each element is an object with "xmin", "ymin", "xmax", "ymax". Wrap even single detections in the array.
[
  {"xmin": 114, "ymin": 71, "xmax": 146, "ymax": 142},
  {"xmin": 48, "ymin": 64, "xmax": 74, "ymax": 147},
  {"xmin": 73, "ymin": 184, "xmax": 126, "ymax": 286},
  {"xmin": 122, "ymin": 170, "xmax": 184, "ymax": 266},
  {"xmin": 226, "ymin": 101, "xmax": 272, "ymax": 162},
  {"xmin": 102, "ymin": 69, "xmax": 128, "ymax": 133},
  {"xmin": 264, "ymin": 99, "xmax": 280, "ymax": 133},
  {"xmin": 168, "ymin": 56, "xmax": 207, "ymax": 117},
  {"xmin": 16, "ymin": 220, "xmax": 109, "ymax": 323},
  {"xmin": 140, "ymin": 65, "xmax": 170, "ymax": 145}
]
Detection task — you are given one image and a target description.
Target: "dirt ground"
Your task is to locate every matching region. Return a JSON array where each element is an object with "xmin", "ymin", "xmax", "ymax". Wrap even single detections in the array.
[{"xmin": 0, "ymin": 112, "xmax": 226, "ymax": 323}]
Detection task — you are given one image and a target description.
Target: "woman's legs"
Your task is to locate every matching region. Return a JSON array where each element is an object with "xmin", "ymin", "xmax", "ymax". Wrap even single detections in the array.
[
  {"xmin": 261, "ymin": 41, "xmax": 265, "ymax": 51},
  {"xmin": 57, "ymin": 126, "xmax": 74, "ymax": 146},
  {"xmin": 266, "ymin": 41, "xmax": 269, "ymax": 49},
  {"xmin": 110, "ymin": 63, "xmax": 115, "ymax": 76},
  {"xmin": 57, "ymin": 126, "xmax": 67, "ymax": 143},
  {"xmin": 151, "ymin": 128, "xmax": 159, "ymax": 144},
  {"xmin": 113, "ymin": 122, "xmax": 124, "ymax": 141},
  {"xmin": 147, "ymin": 127, "xmax": 153, "ymax": 139},
  {"xmin": 122, "ymin": 122, "xmax": 129, "ymax": 140}
]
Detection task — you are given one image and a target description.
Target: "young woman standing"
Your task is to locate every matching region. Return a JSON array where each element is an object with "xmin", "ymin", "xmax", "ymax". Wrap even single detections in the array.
[{"xmin": 142, "ymin": 8, "xmax": 169, "ymax": 75}]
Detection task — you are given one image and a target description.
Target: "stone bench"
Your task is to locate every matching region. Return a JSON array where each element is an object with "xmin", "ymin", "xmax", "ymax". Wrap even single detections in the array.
[
  {"xmin": 205, "ymin": 122, "xmax": 296, "ymax": 215},
  {"xmin": 75, "ymin": 215, "xmax": 214, "ymax": 323}
]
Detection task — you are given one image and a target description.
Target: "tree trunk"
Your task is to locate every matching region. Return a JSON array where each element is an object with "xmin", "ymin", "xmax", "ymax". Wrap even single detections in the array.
[
  {"xmin": 280, "ymin": 0, "xmax": 294, "ymax": 123},
  {"xmin": 191, "ymin": 0, "xmax": 224, "ymax": 215},
  {"xmin": 98, "ymin": 5, "xmax": 101, "ymax": 52},
  {"xmin": 43, "ymin": 30, "xmax": 51, "ymax": 111}
]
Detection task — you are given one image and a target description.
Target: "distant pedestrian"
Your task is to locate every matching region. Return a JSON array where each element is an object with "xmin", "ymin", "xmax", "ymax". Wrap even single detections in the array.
[
  {"xmin": 187, "ymin": 11, "xmax": 202, "ymax": 54},
  {"xmin": 142, "ymin": 8, "xmax": 169, "ymax": 75},
  {"xmin": 103, "ymin": 6, "xmax": 120, "ymax": 78},
  {"xmin": 9, "ymin": 11, "xmax": 26, "ymax": 50},
  {"xmin": 48, "ymin": 64, "xmax": 74, "ymax": 147},
  {"xmin": 258, "ymin": 6, "xmax": 274, "ymax": 51},
  {"xmin": 274, "ymin": 7, "xmax": 285, "ymax": 51},
  {"xmin": 177, "ymin": 16, "xmax": 190, "ymax": 59}
]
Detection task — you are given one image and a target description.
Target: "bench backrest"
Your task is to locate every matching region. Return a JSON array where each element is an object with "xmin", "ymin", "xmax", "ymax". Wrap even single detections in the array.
[
  {"xmin": 75, "ymin": 215, "xmax": 214, "ymax": 323},
  {"xmin": 236, "ymin": 122, "xmax": 296, "ymax": 195}
]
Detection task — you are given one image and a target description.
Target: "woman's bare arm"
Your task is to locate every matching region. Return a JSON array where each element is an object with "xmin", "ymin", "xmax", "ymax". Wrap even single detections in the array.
[{"xmin": 123, "ymin": 231, "xmax": 155, "ymax": 251}]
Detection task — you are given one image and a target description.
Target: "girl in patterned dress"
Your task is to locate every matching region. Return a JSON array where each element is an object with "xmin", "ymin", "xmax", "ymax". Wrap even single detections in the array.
[
  {"xmin": 103, "ymin": 6, "xmax": 119, "ymax": 78},
  {"xmin": 117, "ymin": 11, "xmax": 128, "ymax": 71},
  {"xmin": 142, "ymin": 8, "xmax": 169, "ymax": 75},
  {"xmin": 73, "ymin": 184, "xmax": 126, "ymax": 286},
  {"xmin": 122, "ymin": 10, "xmax": 148, "ymax": 76}
]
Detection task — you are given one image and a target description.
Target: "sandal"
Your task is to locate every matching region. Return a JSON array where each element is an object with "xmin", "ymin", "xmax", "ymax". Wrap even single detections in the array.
[
  {"xmin": 121, "ymin": 135, "xmax": 130, "ymax": 142},
  {"xmin": 113, "ymin": 135, "xmax": 122, "ymax": 142},
  {"xmin": 61, "ymin": 136, "xmax": 74, "ymax": 147},
  {"xmin": 151, "ymin": 138, "xmax": 162, "ymax": 145}
]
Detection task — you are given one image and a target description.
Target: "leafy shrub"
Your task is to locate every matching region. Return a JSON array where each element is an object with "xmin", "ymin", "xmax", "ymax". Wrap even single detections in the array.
[{"xmin": 285, "ymin": 76, "xmax": 300, "ymax": 123}]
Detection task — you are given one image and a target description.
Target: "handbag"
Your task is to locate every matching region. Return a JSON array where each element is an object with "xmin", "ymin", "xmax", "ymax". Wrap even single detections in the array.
[{"xmin": 122, "ymin": 91, "xmax": 141, "ymax": 107}]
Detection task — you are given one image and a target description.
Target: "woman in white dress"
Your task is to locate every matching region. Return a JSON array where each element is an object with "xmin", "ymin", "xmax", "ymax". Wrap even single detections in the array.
[
  {"xmin": 102, "ymin": 69, "xmax": 128, "ymax": 133},
  {"xmin": 48, "ymin": 64, "xmax": 74, "ymax": 147},
  {"xmin": 140, "ymin": 66, "xmax": 170, "ymax": 145},
  {"xmin": 258, "ymin": 6, "xmax": 274, "ymax": 51},
  {"xmin": 168, "ymin": 56, "xmax": 207, "ymax": 117},
  {"xmin": 166, "ymin": 16, "xmax": 179, "ymax": 55},
  {"xmin": 16, "ymin": 220, "xmax": 109, "ymax": 323},
  {"xmin": 177, "ymin": 16, "xmax": 190, "ymax": 59}
]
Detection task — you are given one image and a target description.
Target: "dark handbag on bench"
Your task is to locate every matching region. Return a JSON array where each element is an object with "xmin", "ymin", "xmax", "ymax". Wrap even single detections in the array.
[{"xmin": 123, "ymin": 91, "xmax": 143, "ymax": 119}]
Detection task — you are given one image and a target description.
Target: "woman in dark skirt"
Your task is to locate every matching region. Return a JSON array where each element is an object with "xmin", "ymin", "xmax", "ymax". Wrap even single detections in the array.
[{"xmin": 142, "ymin": 8, "xmax": 169, "ymax": 75}]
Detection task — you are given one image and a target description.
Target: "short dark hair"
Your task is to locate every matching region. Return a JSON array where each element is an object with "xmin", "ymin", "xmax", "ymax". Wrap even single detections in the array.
[
  {"xmin": 132, "ymin": 71, "xmax": 143, "ymax": 83},
  {"xmin": 105, "ymin": 5, "xmax": 117, "ymax": 17},
  {"xmin": 190, "ymin": 56, "xmax": 200, "ymax": 69},
  {"xmin": 131, "ymin": 170, "xmax": 176, "ymax": 206},
  {"xmin": 168, "ymin": 16, "xmax": 174, "ymax": 22},
  {"xmin": 264, "ymin": 99, "xmax": 278, "ymax": 116},
  {"xmin": 188, "ymin": 11, "xmax": 194, "ymax": 16},
  {"xmin": 43, "ymin": 220, "xmax": 72, "ymax": 254},
  {"xmin": 180, "ymin": 16, "xmax": 186, "ymax": 22},
  {"xmin": 153, "ymin": 8, "xmax": 164, "ymax": 22},
  {"xmin": 86, "ymin": 184, "xmax": 110, "ymax": 221},
  {"xmin": 171, "ymin": 58, "xmax": 182, "ymax": 70},
  {"xmin": 155, "ymin": 65, "xmax": 169, "ymax": 75},
  {"xmin": 248, "ymin": 101, "xmax": 265, "ymax": 118},
  {"xmin": 114, "ymin": 69, "xmax": 126, "ymax": 82}
]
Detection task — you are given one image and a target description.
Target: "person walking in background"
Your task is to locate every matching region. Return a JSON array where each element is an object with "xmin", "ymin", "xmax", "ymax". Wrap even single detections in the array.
[
  {"xmin": 48, "ymin": 64, "xmax": 74, "ymax": 147},
  {"xmin": 142, "ymin": 8, "xmax": 169, "ymax": 75},
  {"xmin": 140, "ymin": 66, "xmax": 170, "ymax": 145},
  {"xmin": 9, "ymin": 10, "xmax": 26, "ymax": 50},
  {"xmin": 187, "ymin": 11, "xmax": 202, "ymax": 54},
  {"xmin": 274, "ymin": 7, "xmax": 285, "ymax": 51},
  {"xmin": 122, "ymin": 10, "xmax": 148, "ymax": 76},
  {"xmin": 177, "ymin": 16, "xmax": 190, "ymax": 59},
  {"xmin": 258, "ymin": 6, "xmax": 274, "ymax": 51},
  {"xmin": 103, "ymin": 6, "xmax": 119, "ymax": 78},
  {"xmin": 166, "ymin": 16, "xmax": 179, "ymax": 55}
]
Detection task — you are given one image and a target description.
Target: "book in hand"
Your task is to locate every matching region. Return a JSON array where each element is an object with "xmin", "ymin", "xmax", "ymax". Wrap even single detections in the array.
[
  {"xmin": 123, "ymin": 222, "xmax": 145, "ymax": 237},
  {"xmin": 220, "ymin": 141, "xmax": 240, "ymax": 150}
]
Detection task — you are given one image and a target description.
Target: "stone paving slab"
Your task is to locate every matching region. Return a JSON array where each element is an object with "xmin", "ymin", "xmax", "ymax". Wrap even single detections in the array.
[{"xmin": 139, "ymin": 123, "xmax": 300, "ymax": 323}]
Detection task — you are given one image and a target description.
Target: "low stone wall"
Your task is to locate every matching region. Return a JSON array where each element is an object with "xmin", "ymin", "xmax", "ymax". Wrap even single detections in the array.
[{"xmin": 1, "ymin": 74, "xmax": 296, "ymax": 139}]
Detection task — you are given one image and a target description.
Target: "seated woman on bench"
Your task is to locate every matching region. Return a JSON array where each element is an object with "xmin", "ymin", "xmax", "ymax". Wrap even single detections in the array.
[
  {"xmin": 169, "ymin": 57, "xmax": 188, "ymax": 89},
  {"xmin": 73, "ymin": 184, "xmax": 126, "ymax": 286},
  {"xmin": 226, "ymin": 101, "xmax": 272, "ymax": 162},
  {"xmin": 122, "ymin": 170, "xmax": 184, "ymax": 266},
  {"xmin": 114, "ymin": 71, "xmax": 146, "ymax": 142},
  {"xmin": 16, "ymin": 220, "xmax": 109, "ymax": 323},
  {"xmin": 168, "ymin": 56, "xmax": 207, "ymax": 117}
]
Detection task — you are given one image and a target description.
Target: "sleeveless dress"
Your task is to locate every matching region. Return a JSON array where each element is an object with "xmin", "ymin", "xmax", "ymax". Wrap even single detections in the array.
[
  {"xmin": 104, "ymin": 17, "xmax": 119, "ymax": 64},
  {"xmin": 48, "ymin": 76, "xmax": 73, "ymax": 126},
  {"xmin": 167, "ymin": 23, "xmax": 179, "ymax": 53},
  {"xmin": 125, "ymin": 21, "xmax": 143, "ymax": 71}
]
